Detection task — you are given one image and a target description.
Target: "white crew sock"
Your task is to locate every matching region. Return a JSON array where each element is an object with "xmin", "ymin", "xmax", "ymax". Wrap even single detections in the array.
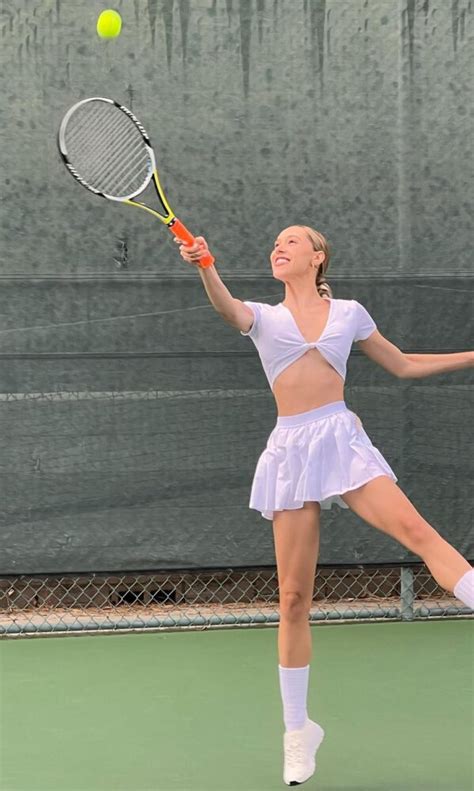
[
  {"xmin": 278, "ymin": 664, "xmax": 310, "ymax": 732},
  {"xmin": 453, "ymin": 568, "xmax": 474, "ymax": 609}
]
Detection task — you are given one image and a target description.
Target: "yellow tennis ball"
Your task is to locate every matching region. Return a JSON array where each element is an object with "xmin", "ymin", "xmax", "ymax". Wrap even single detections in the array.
[{"xmin": 96, "ymin": 9, "xmax": 122, "ymax": 39}]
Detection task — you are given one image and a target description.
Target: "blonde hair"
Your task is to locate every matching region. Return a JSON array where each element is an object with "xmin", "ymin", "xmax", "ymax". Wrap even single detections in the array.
[{"xmin": 297, "ymin": 225, "xmax": 333, "ymax": 300}]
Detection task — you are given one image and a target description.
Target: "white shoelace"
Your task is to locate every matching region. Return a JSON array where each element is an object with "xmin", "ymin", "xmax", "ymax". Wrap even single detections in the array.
[{"xmin": 285, "ymin": 733, "xmax": 307, "ymax": 768}]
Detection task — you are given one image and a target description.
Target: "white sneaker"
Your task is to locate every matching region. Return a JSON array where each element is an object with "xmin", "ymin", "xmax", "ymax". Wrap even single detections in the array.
[{"xmin": 283, "ymin": 717, "xmax": 325, "ymax": 786}]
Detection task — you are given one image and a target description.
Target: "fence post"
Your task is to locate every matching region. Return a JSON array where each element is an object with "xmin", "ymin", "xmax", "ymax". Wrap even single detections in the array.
[{"xmin": 400, "ymin": 566, "xmax": 414, "ymax": 621}]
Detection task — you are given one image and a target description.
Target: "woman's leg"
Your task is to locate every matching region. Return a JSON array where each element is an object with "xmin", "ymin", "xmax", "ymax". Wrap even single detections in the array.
[
  {"xmin": 273, "ymin": 501, "xmax": 321, "ymax": 731},
  {"xmin": 341, "ymin": 475, "xmax": 473, "ymax": 604}
]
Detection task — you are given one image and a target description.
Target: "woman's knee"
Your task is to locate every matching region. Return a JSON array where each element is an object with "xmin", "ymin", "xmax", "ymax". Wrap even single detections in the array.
[{"xmin": 279, "ymin": 589, "xmax": 312, "ymax": 620}]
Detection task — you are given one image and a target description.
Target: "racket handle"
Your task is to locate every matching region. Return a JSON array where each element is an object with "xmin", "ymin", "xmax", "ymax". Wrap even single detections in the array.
[{"xmin": 168, "ymin": 218, "xmax": 215, "ymax": 268}]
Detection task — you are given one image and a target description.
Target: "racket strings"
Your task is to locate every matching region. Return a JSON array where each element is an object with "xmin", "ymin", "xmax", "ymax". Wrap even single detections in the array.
[
  {"xmin": 81, "ymin": 112, "xmax": 147, "ymax": 188},
  {"xmin": 68, "ymin": 110, "xmax": 132, "ymax": 176},
  {"xmin": 69, "ymin": 111, "xmax": 148, "ymax": 195},
  {"xmin": 67, "ymin": 106, "xmax": 148, "ymax": 191},
  {"xmin": 64, "ymin": 102, "xmax": 152, "ymax": 198},
  {"xmin": 106, "ymin": 143, "xmax": 149, "ymax": 192}
]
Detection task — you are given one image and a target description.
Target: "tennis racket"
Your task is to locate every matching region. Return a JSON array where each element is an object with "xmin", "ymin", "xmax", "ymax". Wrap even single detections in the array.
[{"xmin": 57, "ymin": 97, "xmax": 214, "ymax": 268}]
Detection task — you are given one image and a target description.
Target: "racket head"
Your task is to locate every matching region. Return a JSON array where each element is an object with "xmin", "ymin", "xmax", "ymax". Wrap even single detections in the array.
[{"xmin": 58, "ymin": 97, "xmax": 157, "ymax": 202}]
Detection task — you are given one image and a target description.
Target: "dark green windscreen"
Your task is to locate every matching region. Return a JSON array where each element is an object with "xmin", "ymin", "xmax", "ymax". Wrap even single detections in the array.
[{"xmin": 0, "ymin": 0, "xmax": 472, "ymax": 574}]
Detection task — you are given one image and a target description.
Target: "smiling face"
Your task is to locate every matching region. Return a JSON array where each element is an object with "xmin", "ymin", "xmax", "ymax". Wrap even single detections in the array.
[{"xmin": 270, "ymin": 226, "xmax": 326, "ymax": 282}]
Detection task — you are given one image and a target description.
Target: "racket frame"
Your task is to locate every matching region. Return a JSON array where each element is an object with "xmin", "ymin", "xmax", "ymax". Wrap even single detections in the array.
[{"xmin": 58, "ymin": 97, "xmax": 214, "ymax": 266}]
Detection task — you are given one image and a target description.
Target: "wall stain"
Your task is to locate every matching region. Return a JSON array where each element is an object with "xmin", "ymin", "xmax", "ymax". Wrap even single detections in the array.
[
  {"xmin": 65, "ymin": 42, "xmax": 70, "ymax": 87},
  {"xmin": 147, "ymin": 0, "xmax": 158, "ymax": 48},
  {"xmin": 459, "ymin": 7, "xmax": 465, "ymax": 40},
  {"xmin": 256, "ymin": 0, "xmax": 265, "ymax": 46},
  {"xmin": 307, "ymin": 0, "xmax": 326, "ymax": 95},
  {"xmin": 1, "ymin": 8, "xmax": 14, "ymax": 38},
  {"xmin": 239, "ymin": 1, "xmax": 252, "ymax": 98},
  {"xmin": 403, "ymin": 0, "xmax": 415, "ymax": 82},
  {"xmin": 178, "ymin": 0, "xmax": 191, "ymax": 65},
  {"xmin": 451, "ymin": 0, "xmax": 459, "ymax": 51},
  {"xmin": 157, "ymin": 0, "xmax": 174, "ymax": 68},
  {"xmin": 26, "ymin": 13, "xmax": 37, "ymax": 50},
  {"xmin": 327, "ymin": 7, "xmax": 331, "ymax": 57},
  {"xmin": 126, "ymin": 84, "xmax": 135, "ymax": 109},
  {"xmin": 133, "ymin": 0, "xmax": 140, "ymax": 26},
  {"xmin": 114, "ymin": 238, "xmax": 129, "ymax": 270}
]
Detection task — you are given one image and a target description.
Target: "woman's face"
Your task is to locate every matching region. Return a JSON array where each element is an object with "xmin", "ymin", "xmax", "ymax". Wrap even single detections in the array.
[{"xmin": 270, "ymin": 226, "xmax": 316, "ymax": 279}]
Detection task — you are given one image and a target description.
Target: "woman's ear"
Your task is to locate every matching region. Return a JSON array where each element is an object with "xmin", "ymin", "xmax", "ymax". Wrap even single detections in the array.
[{"xmin": 313, "ymin": 250, "xmax": 325, "ymax": 266}]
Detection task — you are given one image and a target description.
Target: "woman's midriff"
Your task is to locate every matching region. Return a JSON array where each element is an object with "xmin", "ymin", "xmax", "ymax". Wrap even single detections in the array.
[{"xmin": 272, "ymin": 349, "xmax": 345, "ymax": 417}]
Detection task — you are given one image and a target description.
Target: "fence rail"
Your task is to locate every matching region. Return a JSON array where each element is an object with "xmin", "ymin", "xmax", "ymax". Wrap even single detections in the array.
[{"xmin": 1, "ymin": 563, "xmax": 471, "ymax": 637}]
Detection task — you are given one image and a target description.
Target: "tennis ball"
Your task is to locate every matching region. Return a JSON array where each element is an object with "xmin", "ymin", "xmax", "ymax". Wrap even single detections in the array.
[{"xmin": 96, "ymin": 9, "xmax": 122, "ymax": 39}]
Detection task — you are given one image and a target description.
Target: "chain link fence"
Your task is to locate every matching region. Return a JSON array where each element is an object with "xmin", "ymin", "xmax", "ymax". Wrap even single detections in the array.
[{"xmin": 1, "ymin": 563, "xmax": 471, "ymax": 638}]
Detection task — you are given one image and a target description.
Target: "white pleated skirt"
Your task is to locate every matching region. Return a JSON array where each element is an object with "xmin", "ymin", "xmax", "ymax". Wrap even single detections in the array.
[{"xmin": 248, "ymin": 400, "xmax": 398, "ymax": 520}]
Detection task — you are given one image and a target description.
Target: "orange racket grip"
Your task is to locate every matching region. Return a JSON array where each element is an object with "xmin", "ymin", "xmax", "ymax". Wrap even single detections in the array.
[{"xmin": 168, "ymin": 218, "xmax": 215, "ymax": 268}]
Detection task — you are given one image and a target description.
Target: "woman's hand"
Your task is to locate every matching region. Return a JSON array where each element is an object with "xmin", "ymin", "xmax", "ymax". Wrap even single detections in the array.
[{"xmin": 174, "ymin": 235, "xmax": 211, "ymax": 268}]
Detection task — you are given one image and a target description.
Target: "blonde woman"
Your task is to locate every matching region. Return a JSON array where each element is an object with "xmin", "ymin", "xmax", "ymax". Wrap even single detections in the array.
[{"xmin": 176, "ymin": 227, "xmax": 474, "ymax": 786}]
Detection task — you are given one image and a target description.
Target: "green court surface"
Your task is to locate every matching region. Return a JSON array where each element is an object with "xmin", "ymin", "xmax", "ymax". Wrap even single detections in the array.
[{"xmin": 0, "ymin": 620, "xmax": 472, "ymax": 791}]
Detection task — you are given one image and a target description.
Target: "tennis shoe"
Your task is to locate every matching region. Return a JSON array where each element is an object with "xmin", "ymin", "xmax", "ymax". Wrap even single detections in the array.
[{"xmin": 283, "ymin": 717, "xmax": 325, "ymax": 786}]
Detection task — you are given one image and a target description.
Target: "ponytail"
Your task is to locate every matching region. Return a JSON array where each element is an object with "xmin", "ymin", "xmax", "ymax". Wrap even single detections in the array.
[{"xmin": 298, "ymin": 225, "xmax": 333, "ymax": 300}]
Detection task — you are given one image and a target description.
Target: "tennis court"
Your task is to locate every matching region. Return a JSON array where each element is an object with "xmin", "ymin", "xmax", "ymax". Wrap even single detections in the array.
[{"xmin": 1, "ymin": 621, "xmax": 472, "ymax": 790}]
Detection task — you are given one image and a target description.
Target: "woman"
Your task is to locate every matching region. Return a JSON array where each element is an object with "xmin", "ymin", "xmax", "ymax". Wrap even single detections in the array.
[{"xmin": 176, "ymin": 227, "xmax": 474, "ymax": 786}]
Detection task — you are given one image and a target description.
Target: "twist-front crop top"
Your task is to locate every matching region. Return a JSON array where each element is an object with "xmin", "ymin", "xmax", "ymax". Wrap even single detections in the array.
[{"xmin": 239, "ymin": 298, "xmax": 377, "ymax": 391}]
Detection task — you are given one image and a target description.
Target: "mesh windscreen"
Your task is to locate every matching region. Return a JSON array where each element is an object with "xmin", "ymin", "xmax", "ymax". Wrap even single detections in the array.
[{"xmin": 63, "ymin": 100, "xmax": 152, "ymax": 198}]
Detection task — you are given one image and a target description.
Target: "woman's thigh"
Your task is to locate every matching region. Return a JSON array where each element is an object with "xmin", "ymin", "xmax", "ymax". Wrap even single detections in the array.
[
  {"xmin": 272, "ymin": 501, "xmax": 321, "ymax": 608},
  {"xmin": 340, "ymin": 474, "xmax": 436, "ymax": 551}
]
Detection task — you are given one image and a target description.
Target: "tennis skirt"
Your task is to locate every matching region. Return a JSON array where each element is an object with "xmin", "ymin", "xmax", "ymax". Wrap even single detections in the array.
[{"xmin": 248, "ymin": 400, "xmax": 398, "ymax": 520}]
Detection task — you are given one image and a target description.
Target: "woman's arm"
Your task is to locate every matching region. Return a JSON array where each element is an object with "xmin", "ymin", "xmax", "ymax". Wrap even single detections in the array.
[
  {"xmin": 175, "ymin": 236, "xmax": 236, "ymax": 317},
  {"xmin": 404, "ymin": 352, "xmax": 474, "ymax": 378},
  {"xmin": 197, "ymin": 263, "xmax": 236, "ymax": 317},
  {"xmin": 357, "ymin": 331, "xmax": 473, "ymax": 379}
]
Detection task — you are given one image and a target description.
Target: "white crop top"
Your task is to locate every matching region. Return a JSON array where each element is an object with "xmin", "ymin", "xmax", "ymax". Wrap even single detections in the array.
[{"xmin": 239, "ymin": 298, "xmax": 377, "ymax": 390}]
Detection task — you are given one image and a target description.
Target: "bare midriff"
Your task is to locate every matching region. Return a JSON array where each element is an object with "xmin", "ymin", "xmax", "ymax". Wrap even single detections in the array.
[
  {"xmin": 272, "ymin": 351, "xmax": 345, "ymax": 416},
  {"xmin": 272, "ymin": 300, "xmax": 345, "ymax": 417}
]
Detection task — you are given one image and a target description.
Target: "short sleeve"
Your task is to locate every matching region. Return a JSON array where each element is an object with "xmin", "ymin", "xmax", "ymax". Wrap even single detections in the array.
[
  {"xmin": 239, "ymin": 301, "xmax": 262, "ymax": 339},
  {"xmin": 353, "ymin": 300, "xmax": 377, "ymax": 342}
]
